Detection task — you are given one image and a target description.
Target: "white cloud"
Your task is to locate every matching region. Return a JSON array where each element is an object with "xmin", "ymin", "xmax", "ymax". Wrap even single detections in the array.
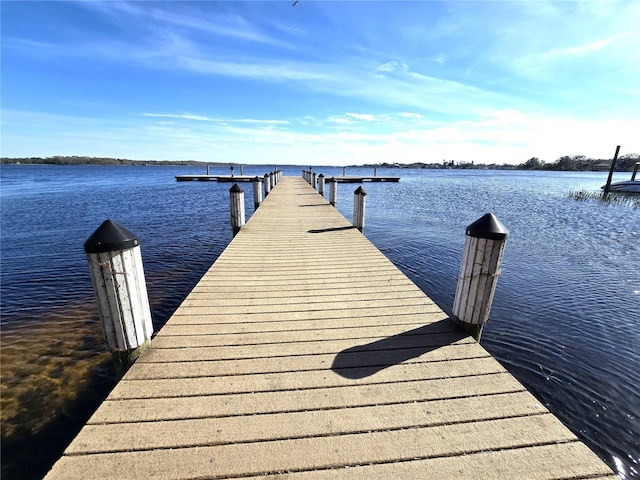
[
  {"xmin": 5, "ymin": 109, "xmax": 638, "ymax": 165},
  {"xmin": 142, "ymin": 113, "xmax": 214, "ymax": 122},
  {"xmin": 375, "ymin": 61, "xmax": 409, "ymax": 74},
  {"xmin": 345, "ymin": 113, "xmax": 376, "ymax": 122}
]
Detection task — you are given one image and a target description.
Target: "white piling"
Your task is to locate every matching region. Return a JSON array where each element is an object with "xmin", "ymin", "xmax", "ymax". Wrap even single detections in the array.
[
  {"xmin": 318, "ymin": 174, "xmax": 325, "ymax": 196},
  {"xmin": 312, "ymin": 172, "xmax": 317, "ymax": 189},
  {"xmin": 264, "ymin": 173, "xmax": 271, "ymax": 196},
  {"xmin": 452, "ymin": 213, "xmax": 509, "ymax": 342},
  {"xmin": 252, "ymin": 176, "xmax": 262, "ymax": 210},
  {"xmin": 84, "ymin": 220, "xmax": 153, "ymax": 374},
  {"xmin": 329, "ymin": 177, "xmax": 338, "ymax": 206},
  {"xmin": 229, "ymin": 183, "xmax": 245, "ymax": 236},
  {"xmin": 269, "ymin": 172, "xmax": 275, "ymax": 189},
  {"xmin": 353, "ymin": 186, "xmax": 367, "ymax": 232}
]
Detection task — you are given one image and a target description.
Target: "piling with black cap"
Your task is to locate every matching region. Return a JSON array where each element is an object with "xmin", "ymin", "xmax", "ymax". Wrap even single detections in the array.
[
  {"xmin": 318, "ymin": 174, "xmax": 325, "ymax": 196},
  {"xmin": 252, "ymin": 176, "xmax": 262, "ymax": 210},
  {"xmin": 329, "ymin": 177, "xmax": 338, "ymax": 206},
  {"xmin": 312, "ymin": 172, "xmax": 317, "ymax": 189},
  {"xmin": 269, "ymin": 172, "xmax": 275, "ymax": 190},
  {"xmin": 229, "ymin": 183, "xmax": 245, "ymax": 236},
  {"xmin": 353, "ymin": 185, "xmax": 367, "ymax": 232},
  {"xmin": 263, "ymin": 173, "xmax": 271, "ymax": 196},
  {"xmin": 452, "ymin": 213, "xmax": 509, "ymax": 342},
  {"xmin": 84, "ymin": 220, "xmax": 153, "ymax": 374}
]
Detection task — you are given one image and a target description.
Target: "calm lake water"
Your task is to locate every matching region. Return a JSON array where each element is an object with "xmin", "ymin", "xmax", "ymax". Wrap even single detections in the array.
[{"xmin": 1, "ymin": 164, "xmax": 638, "ymax": 479}]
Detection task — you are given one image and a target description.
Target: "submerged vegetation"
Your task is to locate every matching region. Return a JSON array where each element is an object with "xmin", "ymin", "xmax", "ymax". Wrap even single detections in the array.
[{"xmin": 568, "ymin": 189, "xmax": 640, "ymax": 208}]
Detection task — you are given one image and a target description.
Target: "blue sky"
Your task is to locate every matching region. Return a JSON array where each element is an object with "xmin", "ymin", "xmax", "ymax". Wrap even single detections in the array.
[{"xmin": 1, "ymin": 1, "xmax": 639, "ymax": 165}]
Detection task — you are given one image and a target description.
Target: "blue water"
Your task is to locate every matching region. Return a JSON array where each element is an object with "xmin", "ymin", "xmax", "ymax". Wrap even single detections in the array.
[{"xmin": 1, "ymin": 164, "xmax": 639, "ymax": 479}]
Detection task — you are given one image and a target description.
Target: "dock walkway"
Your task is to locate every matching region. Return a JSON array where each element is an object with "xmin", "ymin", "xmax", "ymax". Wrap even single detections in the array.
[{"xmin": 46, "ymin": 177, "xmax": 614, "ymax": 479}]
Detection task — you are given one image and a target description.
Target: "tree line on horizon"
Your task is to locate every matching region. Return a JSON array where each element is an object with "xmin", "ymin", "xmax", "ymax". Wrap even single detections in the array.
[
  {"xmin": 519, "ymin": 153, "xmax": 639, "ymax": 172},
  {"xmin": 1, "ymin": 153, "xmax": 639, "ymax": 171}
]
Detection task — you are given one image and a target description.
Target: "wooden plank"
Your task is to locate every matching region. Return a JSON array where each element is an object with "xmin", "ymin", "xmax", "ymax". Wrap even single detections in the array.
[
  {"xmin": 108, "ymin": 357, "xmax": 507, "ymax": 399},
  {"xmin": 45, "ymin": 416, "xmax": 591, "ymax": 480},
  {"xmin": 67, "ymin": 391, "xmax": 547, "ymax": 454},
  {"xmin": 89, "ymin": 372, "xmax": 526, "ymax": 423}
]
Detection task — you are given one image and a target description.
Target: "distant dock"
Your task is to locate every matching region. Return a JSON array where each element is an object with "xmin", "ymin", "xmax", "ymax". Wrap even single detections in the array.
[
  {"xmin": 327, "ymin": 175, "xmax": 400, "ymax": 183},
  {"xmin": 175, "ymin": 174, "xmax": 257, "ymax": 182},
  {"xmin": 45, "ymin": 176, "xmax": 613, "ymax": 479},
  {"xmin": 175, "ymin": 174, "xmax": 400, "ymax": 183}
]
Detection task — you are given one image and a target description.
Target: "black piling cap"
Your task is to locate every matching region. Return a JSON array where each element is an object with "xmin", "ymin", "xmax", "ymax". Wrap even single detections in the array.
[
  {"xmin": 84, "ymin": 220, "xmax": 139, "ymax": 254},
  {"xmin": 318, "ymin": 173, "xmax": 325, "ymax": 178},
  {"xmin": 254, "ymin": 176, "xmax": 261, "ymax": 181},
  {"xmin": 330, "ymin": 177, "xmax": 337, "ymax": 182},
  {"xmin": 230, "ymin": 183, "xmax": 243, "ymax": 193},
  {"xmin": 466, "ymin": 213, "xmax": 509, "ymax": 240},
  {"xmin": 354, "ymin": 186, "xmax": 367, "ymax": 195}
]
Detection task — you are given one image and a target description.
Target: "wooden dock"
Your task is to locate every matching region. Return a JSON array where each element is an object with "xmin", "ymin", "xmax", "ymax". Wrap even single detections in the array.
[
  {"xmin": 45, "ymin": 177, "xmax": 614, "ymax": 479},
  {"xmin": 175, "ymin": 174, "xmax": 258, "ymax": 182},
  {"xmin": 326, "ymin": 176, "xmax": 400, "ymax": 183}
]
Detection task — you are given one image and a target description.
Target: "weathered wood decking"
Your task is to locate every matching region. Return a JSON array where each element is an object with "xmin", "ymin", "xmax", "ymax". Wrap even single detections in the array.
[{"xmin": 46, "ymin": 177, "xmax": 614, "ymax": 479}]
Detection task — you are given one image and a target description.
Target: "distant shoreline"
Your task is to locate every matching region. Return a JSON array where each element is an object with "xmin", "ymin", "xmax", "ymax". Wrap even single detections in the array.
[{"xmin": 1, "ymin": 155, "xmax": 638, "ymax": 171}]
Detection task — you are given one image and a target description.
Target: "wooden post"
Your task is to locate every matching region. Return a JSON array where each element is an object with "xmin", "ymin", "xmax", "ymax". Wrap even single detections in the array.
[
  {"xmin": 353, "ymin": 186, "xmax": 367, "ymax": 232},
  {"xmin": 269, "ymin": 172, "xmax": 275, "ymax": 189},
  {"xmin": 374, "ymin": 166, "xmax": 377, "ymax": 177},
  {"xmin": 252, "ymin": 176, "xmax": 262, "ymax": 210},
  {"xmin": 318, "ymin": 174, "xmax": 325, "ymax": 196},
  {"xmin": 84, "ymin": 220, "xmax": 153, "ymax": 374},
  {"xmin": 206, "ymin": 165, "xmax": 210, "ymax": 175},
  {"xmin": 229, "ymin": 183, "xmax": 245, "ymax": 236},
  {"xmin": 329, "ymin": 177, "xmax": 338, "ymax": 206},
  {"xmin": 240, "ymin": 165, "xmax": 244, "ymax": 176},
  {"xmin": 312, "ymin": 172, "xmax": 317, "ymax": 189},
  {"xmin": 263, "ymin": 173, "xmax": 271, "ymax": 196},
  {"xmin": 603, "ymin": 145, "xmax": 621, "ymax": 194},
  {"xmin": 230, "ymin": 164, "xmax": 235, "ymax": 177},
  {"xmin": 343, "ymin": 166, "xmax": 346, "ymax": 176},
  {"xmin": 452, "ymin": 213, "xmax": 509, "ymax": 342}
]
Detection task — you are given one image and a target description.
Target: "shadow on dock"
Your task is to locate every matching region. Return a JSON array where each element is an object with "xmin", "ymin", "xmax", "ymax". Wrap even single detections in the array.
[
  {"xmin": 308, "ymin": 226, "xmax": 357, "ymax": 233},
  {"xmin": 332, "ymin": 319, "xmax": 466, "ymax": 379}
]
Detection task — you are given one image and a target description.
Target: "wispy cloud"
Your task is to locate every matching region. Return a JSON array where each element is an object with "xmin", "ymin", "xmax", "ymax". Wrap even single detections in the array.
[
  {"xmin": 141, "ymin": 113, "xmax": 289, "ymax": 125},
  {"xmin": 76, "ymin": 1, "xmax": 287, "ymax": 47},
  {"xmin": 4, "ymin": 108, "xmax": 639, "ymax": 165},
  {"xmin": 142, "ymin": 113, "xmax": 214, "ymax": 122}
]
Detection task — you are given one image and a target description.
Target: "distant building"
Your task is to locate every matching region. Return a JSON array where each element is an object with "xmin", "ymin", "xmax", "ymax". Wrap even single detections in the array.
[{"xmin": 592, "ymin": 163, "xmax": 610, "ymax": 171}]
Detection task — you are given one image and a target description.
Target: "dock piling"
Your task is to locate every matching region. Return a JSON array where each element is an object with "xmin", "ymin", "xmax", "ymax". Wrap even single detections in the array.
[
  {"xmin": 84, "ymin": 220, "xmax": 153, "ymax": 375},
  {"xmin": 452, "ymin": 213, "xmax": 509, "ymax": 342},
  {"xmin": 263, "ymin": 173, "xmax": 271, "ymax": 196},
  {"xmin": 229, "ymin": 183, "xmax": 245, "ymax": 236},
  {"xmin": 318, "ymin": 174, "xmax": 325, "ymax": 196},
  {"xmin": 353, "ymin": 186, "xmax": 367, "ymax": 232},
  {"xmin": 329, "ymin": 177, "xmax": 337, "ymax": 206},
  {"xmin": 252, "ymin": 176, "xmax": 262, "ymax": 210},
  {"xmin": 603, "ymin": 145, "xmax": 621, "ymax": 194}
]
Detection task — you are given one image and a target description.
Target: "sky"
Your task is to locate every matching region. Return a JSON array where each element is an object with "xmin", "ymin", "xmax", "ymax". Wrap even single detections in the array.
[{"xmin": 1, "ymin": 0, "xmax": 639, "ymax": 166}]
